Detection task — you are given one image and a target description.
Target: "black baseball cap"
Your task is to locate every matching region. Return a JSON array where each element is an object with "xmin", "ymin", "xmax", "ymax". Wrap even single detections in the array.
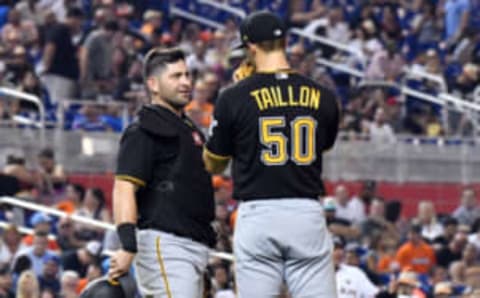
[{"xmin": 235, "ymin": 11, "xmax": 286, "ymax": 49}]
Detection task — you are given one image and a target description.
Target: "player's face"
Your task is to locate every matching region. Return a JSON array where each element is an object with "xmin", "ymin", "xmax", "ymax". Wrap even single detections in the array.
[{"xmin": 154, "ymin": 60, "xmax": 192, "ymax": 109}]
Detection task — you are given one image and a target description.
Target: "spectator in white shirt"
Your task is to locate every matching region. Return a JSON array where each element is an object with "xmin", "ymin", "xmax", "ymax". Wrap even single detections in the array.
[
  {"xmin": 453, "ymin": 188, "xmax": 480, "ymax": 227},
  {"xmin": 367, "ymin": 107, "xmax": 396, "ymax": 144},
  {"xmin": 417, "ymin": 200, "xmax": 444, "ymax": 242},
  {"xmin": 333, "ymin": 185, "xmax": 363, "ymax": 225},
  {"xmin": 332, "ymin": 236, "xmax": 379, "ymax": 298}
]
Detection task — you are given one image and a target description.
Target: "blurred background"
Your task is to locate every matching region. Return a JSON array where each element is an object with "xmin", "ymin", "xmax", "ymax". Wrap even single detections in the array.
[{"xmin": 0, "ymin": 0, "xmax": 480, "ymax": 297}]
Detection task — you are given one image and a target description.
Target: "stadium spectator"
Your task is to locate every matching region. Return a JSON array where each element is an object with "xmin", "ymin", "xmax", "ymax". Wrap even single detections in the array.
[
  {"xmin": 376, "ymin": 236, "xmax": 400, "ymax": 274},
  {"xmin": 22, "ymin": 212, "xmax": 59, "ymax": 251},
  {"xmin": 434, "ymin": 217, "xmax": 459, "ymax": 246},
  {"xmin": 0, "ymin": 264, "xmax": 13, "ymax": 298},
  {"xmin": 186, "ymin": 40, "xmax": 210, "ymax": 77},
  {"xmin": 361, "ymin": 197, "xmax": 400, "ymax": 247},
  {"xmin": 38, "ymin": 254, "xmax": 60, "ymax": 294},
  {"xmin": 417, "ymin": 200, "xmax": 444, "ymax": 242},
  {"xmin": 395, "ymin": 223, "xmax": 436, "ymax": 274},
  {"xmin": 79, "ymin": 19, "xmax": 118, "ymax": 99},
  {"xmin": 289, "ymin": 0, "xmax": 326, "ymax": 27},
  {"xmin": 71, "ymin": 104, "xmax": 114, "ymax": 132},
  {"xmin": 435, "ymin": 232, "xmax": 467, "ymax": 268},
  {"xmin": 331, "ymin": 185, "xmax": 356, "ymax": 224},
  {"xmin": 365, "ymin": 39, "xmax": 405, "ymax": 81},
  {"xmin": 465, "ymin": 266, "xmax": 480, "ymax": 292},
  {"xmin": 36, "ymin": 147, "xmax": 66, "ymax": 199},
  {"xmin": 59, "ymin": 270, "xmax": 79, "ymax": 298},
  {"xmin": 56, "ymin": 216, "xmax": 84, "ymax": 251},
  {"xmin": 1, "ymin": 8, "xmax": 38, "ymax": 47},
  {"xmin": 60, "ymin": 240, "xmax": 101, "ymax": 278},
  {"xmin": 443, "ymin": 0, "xmax": 470, "ymax": 43},
  {"xmin": 17, "ymin": 70, "xmax": 52, "ymax": 113},
  {"xmin": 55, "ymin": 183, "xmax": 84, "ymax": 215},
  {"xmin": 185, "ymin": 79, "xmax": 213, "ymax": 130},
  {"xmin": 73, "ymin": 187, "xmax": 110, "ymax": 241},
  {"xmin": 453, "ymin": 188, "xmax": 480, "ymax": 227},
  {"xmin": 77, "ymin": 262, "xmax": 102, "ymax": 293},
  {"xmin": 16, "ymin": 270, "xmax": 40, "ymax": 298},
  {"xmin": 0, "ymin": 224, "xmax": 26, "ymax": 265},
  {"xmin": 323, "ymin": 197, "xmax": 361, "ymax": 240},
  {"xmin": 140, "ymin": 10, "xmax": 163, "ymax": 41},
  {"xmin": 15, "ymin": 230, "xmax": 58, "ymax": 277},
  {"xmin": 40, "ymin": 7, "xmax": 83, "ymax": 103},
  {"xmin": 433, "ymin": 281, "xmax": 453, "ymax": 298},
  {"xmin": 332, "ymin": 236, "xmax": 379, "ymax": 298}
]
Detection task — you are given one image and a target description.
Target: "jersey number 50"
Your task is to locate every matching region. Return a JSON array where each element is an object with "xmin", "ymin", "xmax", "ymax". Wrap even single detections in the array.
[{"xmin": 259, "ymin": 116, "xmax": 317, "ymax": 166}]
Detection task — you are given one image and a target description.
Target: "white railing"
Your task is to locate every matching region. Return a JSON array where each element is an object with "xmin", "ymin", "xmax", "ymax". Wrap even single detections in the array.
[
  {"xmin": 197, "ymin": 0, "xmax": 246, "ymax": 18},
  {"xmin": 0, "ymin": 87, "xmax": 46, "ymax": 144},
  {"xmin": 0, "ymin": 196, "xmax": 234, "ymax": 261},
  {"xmin": 170, "ymin": 6, "xmax": 225, "ymax": 30}
]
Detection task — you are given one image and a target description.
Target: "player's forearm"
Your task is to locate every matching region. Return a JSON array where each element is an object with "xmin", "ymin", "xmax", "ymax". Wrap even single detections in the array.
[
  {"xmin": 203, "ymin": 150, "xmax": 229, "ymax": 174},
  {"xmin": 113, "ymin": 179, "xmax": 138, "ymax": 224}
]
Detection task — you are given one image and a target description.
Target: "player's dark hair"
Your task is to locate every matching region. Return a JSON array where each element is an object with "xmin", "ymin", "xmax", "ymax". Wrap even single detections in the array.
[
  {"xmin": 143, "ymin": 47, "xmax": 186, "ymax": 79},
  {"xmin": 255, "ymin": 38, "xmax": 286, "ymax": 52}
]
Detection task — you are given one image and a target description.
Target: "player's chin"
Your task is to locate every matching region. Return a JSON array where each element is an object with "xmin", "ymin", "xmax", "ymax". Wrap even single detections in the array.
[{"xmin": 177, "ymin": 94, "xmax": 191, "ymax": 105}]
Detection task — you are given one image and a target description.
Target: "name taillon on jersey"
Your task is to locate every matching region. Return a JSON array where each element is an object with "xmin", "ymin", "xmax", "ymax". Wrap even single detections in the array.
[{"xmin": 250, "ymin": 85, "xmax": 321, "ymax": 111}]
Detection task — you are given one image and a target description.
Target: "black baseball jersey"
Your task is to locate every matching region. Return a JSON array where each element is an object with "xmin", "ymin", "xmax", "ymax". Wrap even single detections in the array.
[
  {"xmin": 206, "ymin": 71, "xmax": 339, "ymax": 201},
  {"xmin": 116, "ymin": 105, "xmax": 215, "ymax": 247}
]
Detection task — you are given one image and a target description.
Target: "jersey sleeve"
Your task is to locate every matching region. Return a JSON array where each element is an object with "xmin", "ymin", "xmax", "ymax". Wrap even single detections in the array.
[
  {"xmin": 115, "ymin": 127, "xmax": 154, "ymax": 187},
  {"xmin": 205, "ymin": 91, "xmax": 234, "ymax": 158}
]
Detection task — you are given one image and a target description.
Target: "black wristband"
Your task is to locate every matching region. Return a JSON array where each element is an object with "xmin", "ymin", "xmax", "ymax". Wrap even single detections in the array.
[{"xmin": 117, "ymin": 223, "xmax": 137, "ymax": 253}]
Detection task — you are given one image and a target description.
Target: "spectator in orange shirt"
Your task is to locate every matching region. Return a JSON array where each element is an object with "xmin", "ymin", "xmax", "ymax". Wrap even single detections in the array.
[
  {"xmin": 55, "ymin": 183, "xmax": 85, "ymax": 215},
  {"xmin": 22, "ymin": 212, "xmax": 59, "ymax": 251},
  {"xmin": 185, "ymin": 79, "xmax": 213, "ymax": 129},
  {"xmin": 140, "ymin": 10, "xmax": 162, "ymax": 41},
  {"xmin": 395, "ymin": 223, "xmax": 436, "ymax": 274}
]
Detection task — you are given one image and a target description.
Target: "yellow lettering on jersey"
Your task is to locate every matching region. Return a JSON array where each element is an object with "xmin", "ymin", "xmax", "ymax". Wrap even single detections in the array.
[
  {"xmin": 269, "ymin": 86, "xmax": 278, "ymax": 106},
  {"xmin": 250, "ymin": 89, "xmax": 264, "ymax": 111},
  {"xmin": 275, "ymin": 86, "xmax": 287, "ymax": 107},
  {"xmin": 288, "ymin": 85, "xmax": 299, "ymax": 106},
  {"xmin": 260, "ymin": 87, "xmax": 275, "ymax": 109},
  {"xmin": 310, "ymin": 88, "xmax": 320, "ymax": 110},
  {"xmin": 299, "ymin": 86, "xmax": 310, "ymax": 106}
]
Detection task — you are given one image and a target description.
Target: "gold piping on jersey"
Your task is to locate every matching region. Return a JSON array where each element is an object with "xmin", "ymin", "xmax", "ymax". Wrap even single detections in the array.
[
  {"xmin": 115, "ymin": 175, "xmax": 146, "ymax": 187},
  {"xmin": 250, "ymin": 85, "xmax": 321, "ymax": 111},
  {"xmin": 156, "ymin": 236, "xmax": 173, "ymax": 298},
  {"xmin": 203, "ymin": 147, "xmax": 231, "ymax": 160}
]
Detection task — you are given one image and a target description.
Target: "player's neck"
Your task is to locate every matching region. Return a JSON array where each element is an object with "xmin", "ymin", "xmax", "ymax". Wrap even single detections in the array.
[
  {"xmin": 254, "ymin": 51, "xmax": 291, "ymax": 73},
  {"xmin": 151, "ymin": 98, "xmax": 182, "ymax": 116}
]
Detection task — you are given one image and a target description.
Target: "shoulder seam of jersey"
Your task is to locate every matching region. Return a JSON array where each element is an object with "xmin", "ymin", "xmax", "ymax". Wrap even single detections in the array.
[
  {"xmin": 115, "ymin": 175, "xmax": 146, "ymax": 187},
  {"xmin": 204, "ymin": 147, "xmax": 231, "ymax": 161}
]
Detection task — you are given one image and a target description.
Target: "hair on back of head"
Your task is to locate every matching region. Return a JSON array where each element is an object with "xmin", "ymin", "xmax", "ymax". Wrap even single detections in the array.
[{"xmin": 143, "ymin": 47, "xmax": 186, "ymax": 79}]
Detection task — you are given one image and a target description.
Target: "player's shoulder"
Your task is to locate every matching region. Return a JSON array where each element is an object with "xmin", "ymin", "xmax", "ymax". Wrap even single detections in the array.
[
  {"xmin": 220, "ymin": 76, "xmax": 257, "ymax": 96},
  {"xmin": 294, "ymin": 73, "xmax": 337, "ymax": 99},
  {"xmin": 119, "ymin": 121, "xmax": 144, "ymax": 141}
]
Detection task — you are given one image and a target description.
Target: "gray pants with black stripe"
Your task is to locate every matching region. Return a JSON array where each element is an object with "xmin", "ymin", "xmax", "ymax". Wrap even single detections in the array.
[
  {"xmin": 234, "ymin": 199, "xmax": 337, "ymax": 298},
  {"xmin": 135, "ymin": 230, "xmax": 209, "ymax": 297}
]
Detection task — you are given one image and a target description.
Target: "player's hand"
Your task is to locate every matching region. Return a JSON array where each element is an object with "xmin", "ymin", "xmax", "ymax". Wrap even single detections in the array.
[{"xmin": 108, "ymin": 249, "xmax": 135, "ymax": 280}]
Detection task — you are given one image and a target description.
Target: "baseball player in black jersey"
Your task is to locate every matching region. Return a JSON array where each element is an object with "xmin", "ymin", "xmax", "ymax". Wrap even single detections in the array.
[
  {"xmin": 203, "ymin": 11, "xmax": 340, "ymax": 298},
  {"xmin": 109, "ymin": 48, "xmax": 216, "ymax": 297}
]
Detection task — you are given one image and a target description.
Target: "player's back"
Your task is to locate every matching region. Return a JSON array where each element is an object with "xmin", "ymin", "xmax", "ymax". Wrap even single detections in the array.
[{"xmin": 212, "ymin": 71, "xmax": 339, "ymax": 201}]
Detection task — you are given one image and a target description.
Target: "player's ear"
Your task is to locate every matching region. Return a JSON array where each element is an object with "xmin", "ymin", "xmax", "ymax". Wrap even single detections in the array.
[{"xmin": 146, "ymin": 77, "xmax": 159, "ymax": 93}]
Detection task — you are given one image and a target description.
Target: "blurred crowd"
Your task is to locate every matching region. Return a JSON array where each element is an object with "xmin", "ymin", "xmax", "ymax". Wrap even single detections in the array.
[
  {"xmin": 3, "ymin": 145, "xmax": 480, "ymax": 297},
  {"xmin": 0, "ymin": 0, "xmax": 478, "ymax": 138}
]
